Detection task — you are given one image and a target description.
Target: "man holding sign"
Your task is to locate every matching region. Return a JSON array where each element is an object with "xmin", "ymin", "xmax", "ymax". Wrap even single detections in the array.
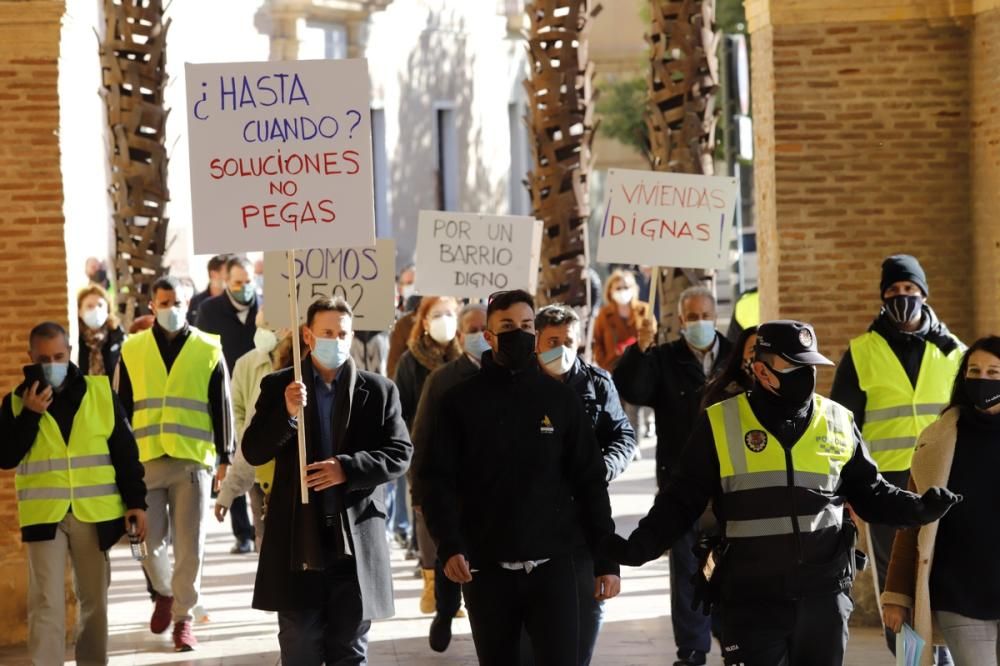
[{"xmin": 242, "ymin": 297, "xmax": 411, "ymax": 665}]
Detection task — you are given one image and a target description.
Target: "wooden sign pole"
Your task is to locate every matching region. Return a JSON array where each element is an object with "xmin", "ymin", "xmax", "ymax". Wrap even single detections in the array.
[
  {"xmin": 287, "ymin": 250, "xmax": 309, "ymax": 505},
  {"xmin": 648, "ymin": 266, "xmax": 661, "ymax": 311}
]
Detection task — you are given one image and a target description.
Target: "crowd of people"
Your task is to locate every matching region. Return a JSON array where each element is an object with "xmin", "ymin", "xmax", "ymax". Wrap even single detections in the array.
[{"xmin": 3, "ymin": 252, "xmax": 998, "ymax": 666}]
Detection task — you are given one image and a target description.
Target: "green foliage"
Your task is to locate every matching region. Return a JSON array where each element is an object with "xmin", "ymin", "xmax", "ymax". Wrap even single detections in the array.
[
  {"xmin": 596, "ymin": 75, "xmax": 648, "ymax": 153},
  {"xmin": 716, "ymin": 0, "xmax": 747, "ymax": 33}
]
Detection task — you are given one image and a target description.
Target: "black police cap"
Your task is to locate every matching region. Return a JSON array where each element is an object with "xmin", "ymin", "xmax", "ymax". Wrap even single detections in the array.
[{"xmin": 755, "ymin": 320, "xmax": 834, "ymax": 367}]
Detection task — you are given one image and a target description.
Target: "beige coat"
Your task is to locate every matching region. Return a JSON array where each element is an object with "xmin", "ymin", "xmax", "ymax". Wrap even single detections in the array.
[{"xmin": 880, "ymin": 408, "xmax": 959, "ymax": 666}]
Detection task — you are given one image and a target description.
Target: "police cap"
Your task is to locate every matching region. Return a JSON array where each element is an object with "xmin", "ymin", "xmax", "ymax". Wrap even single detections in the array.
[{"xmin": 755, "ymin": 320, "xmax": 833, "ymax": 367}]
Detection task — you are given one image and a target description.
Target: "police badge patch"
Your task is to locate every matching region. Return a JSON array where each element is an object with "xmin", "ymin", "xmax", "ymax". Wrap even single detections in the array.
[{"xmin": 745, "ymin": 429, "xmax": 768, "ymax": 453}]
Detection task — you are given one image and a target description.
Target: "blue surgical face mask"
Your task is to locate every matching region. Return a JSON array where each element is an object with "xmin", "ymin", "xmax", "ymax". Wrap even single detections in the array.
[
  {"xmin": 311, "ymin": 336, "xmax": 351, "ymax": 369},
  {"xmin": 230, "ymin": 284, "xmax": 256, "ymax": 305},
  {"xmin": 42, "ymin": 363, "xmax": 69, "ymax": 389},
  {"xmin": 462, "ymin": 332, "xmax": 491, "ymax": 361},
  {"xmin": 156, "ymin": 307, "xmax": 185, "ymax": 333},
  {"xmin": 683, "ymin": 320, "xmax": 716, "ymax": 350},
  {"xmin": 539, "ymin": 345, "xmax": 577, "ymax": 376}
]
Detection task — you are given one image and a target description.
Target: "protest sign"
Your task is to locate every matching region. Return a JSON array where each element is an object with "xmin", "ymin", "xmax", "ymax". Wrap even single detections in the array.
[
  {"xmin": 596, "ymin": 169, "xmax": 740, "ymax": 270},
  {"xmin": 414, "ymin": 211, "xmax": 543, "ymax": 300},
  {"xmin": 263, "ymin": 239, "xmax": 395, "ymax": 331},
  {"xmin": 185, "ymin": 59, "xmax": 375, "ymax": 254}
]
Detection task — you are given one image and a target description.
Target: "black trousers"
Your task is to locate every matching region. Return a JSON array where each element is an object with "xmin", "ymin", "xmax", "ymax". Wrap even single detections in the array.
[
  {"xmin": 229, "ymin": 493, "xmax": 255, "ymax": 542},
  {"xmin": 463, "ymin": 556, "xmax": 578, "ymax": 666},
  {"xmin": 720, "ymin": 592, "xmax": 853, "ymax": 666},
  {"xmin": 277, "ymin": 561, "xmax": 371, "ymax": 666}
]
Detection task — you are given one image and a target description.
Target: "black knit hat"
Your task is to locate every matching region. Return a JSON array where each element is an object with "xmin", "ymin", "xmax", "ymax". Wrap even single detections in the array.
[{"xmin": 880, "ymin": 255, "xmax": 928, "ymax": 297}]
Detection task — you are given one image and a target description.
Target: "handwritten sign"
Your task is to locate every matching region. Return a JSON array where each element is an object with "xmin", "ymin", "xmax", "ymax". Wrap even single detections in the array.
[
  {"xmin": 263, "ymin": 239, "xmax": 395, "ymax": 331},
  {"xmin": 414, "ymin": 211, "xmax": 543, "ymax": 300},
  {"xmin": 185, "ymin": 59, "xmax": 375, "ymax": 254},
  {"xmin": 596, "ymin": 169, "xmax": 739, "ymax": 270}
]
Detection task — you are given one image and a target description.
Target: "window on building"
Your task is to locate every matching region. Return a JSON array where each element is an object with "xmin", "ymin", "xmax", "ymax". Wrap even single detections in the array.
[
  {"xmin": 508, "ymin": 101, "xmax": 531, "ymax": 216},
  {"xmin": 436, "ymin": 107, "xmax": 459, "ymax": 211},
  {"xmin": 299, "ymin": 20, "xmax": 348, "ymax": 60}
]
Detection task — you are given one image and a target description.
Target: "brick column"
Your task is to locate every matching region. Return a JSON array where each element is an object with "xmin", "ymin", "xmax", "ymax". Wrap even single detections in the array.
[{"xmin": 0, "ymin": 0, "xmax": 69, "ymax": 647}]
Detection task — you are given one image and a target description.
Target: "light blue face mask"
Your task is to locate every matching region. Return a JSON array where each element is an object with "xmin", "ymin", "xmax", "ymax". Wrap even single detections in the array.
[
  {"xmin": 539, "ymin": 345, "xmax": 577, "ymax": 375},
  {"xmin": 230, "ymin": 284, "xmax": 256, "ymax": 305},
  {"xmin": 312, "ymin": 336, "xmax": 351, "ymax": 369},
  {"xmin": 156, "ymin": 307, "xmax": 185, "ymax": 333},
  {"xmin": 462, "ymin": 332, "xmax": 492, "ymax": 361},
  {"xmin": 683, "ymin": 320, "xmax": 716, "ymax": 350},
  {"xmin": 42, "ymin": 363, "xmax": 69, "ymax": 389}
]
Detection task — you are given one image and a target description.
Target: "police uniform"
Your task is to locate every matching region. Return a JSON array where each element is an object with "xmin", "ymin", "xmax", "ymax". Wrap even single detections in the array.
[{"xmin": 605, "ymin": 321, "xmax": 959, "ymax": 666}]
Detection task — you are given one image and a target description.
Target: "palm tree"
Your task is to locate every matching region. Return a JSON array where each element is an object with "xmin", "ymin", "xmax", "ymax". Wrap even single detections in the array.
[{"xmin": 100, "ymin": 0, "xmax": 171, "ymax": 326}]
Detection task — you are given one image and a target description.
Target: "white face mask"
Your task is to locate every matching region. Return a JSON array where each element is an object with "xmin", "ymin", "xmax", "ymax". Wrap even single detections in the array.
[
  {"xmin": 428, "ymin": 314, "xmax": 457, "ymax": 344},
  {"xmin": 612, "ymin": 289, "xmax": 634, "ymax": 306},
  {"xmin": 540, "ymin": 345, "xmax": 577, "ymax": 376},
  {"xmin": 253, "ymin": 327, "xmax": 278, "ymax": 354},
  {"xmin": 400, "ymin": 284, "xmax": 416, "ymax": 301},
  {"xmin": 81, "ymin": 304, "xmax": 108, "ymax": 330}
]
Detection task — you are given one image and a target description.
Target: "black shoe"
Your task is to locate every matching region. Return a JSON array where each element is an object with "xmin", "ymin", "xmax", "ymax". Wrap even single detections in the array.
[
  {"xmin": 429, "ymin": 614, "xmax": 453, "ymax": 653},
  {"xmin": 230, "ymin": 539, "xmax": 254, "ymax": 554},
  {"xmin": 673, "ymin": 651, "xmax": 706, "ymax": 666}
]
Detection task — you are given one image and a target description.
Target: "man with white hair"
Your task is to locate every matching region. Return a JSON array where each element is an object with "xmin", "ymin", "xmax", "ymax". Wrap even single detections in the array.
[{"xmin": 612, "ymin": 284, "xmax": 734, "ymax": 666}]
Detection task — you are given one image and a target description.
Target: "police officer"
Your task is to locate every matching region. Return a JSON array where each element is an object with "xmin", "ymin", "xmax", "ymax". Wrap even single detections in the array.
[
  {"xmin": 605, "ymin": 321, "xmax": 960, "ymax": 666},
  {"xmin": 116, "ymin": 275, "xmax": 233, "ymax": 652},
  {"xmin": 830, "ymin": 254, "xmax": 963, "ymax": 655}
]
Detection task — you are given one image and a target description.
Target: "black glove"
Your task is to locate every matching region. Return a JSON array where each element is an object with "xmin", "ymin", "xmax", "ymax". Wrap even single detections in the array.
[{"xmin": 916, "ymin": 487, "xmax": 962, "ymax": 523}]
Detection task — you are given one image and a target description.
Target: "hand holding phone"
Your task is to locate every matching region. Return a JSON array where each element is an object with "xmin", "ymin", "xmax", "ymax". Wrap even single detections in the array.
[{"xmin": 22, "ymin": 365, "xmax": 53, "ymax": 414}]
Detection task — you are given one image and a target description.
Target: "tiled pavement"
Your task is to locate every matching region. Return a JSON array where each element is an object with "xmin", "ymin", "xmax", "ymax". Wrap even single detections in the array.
[{"xmin": 0, "ymin": 437, "xmax": 895, "ymax": 665}]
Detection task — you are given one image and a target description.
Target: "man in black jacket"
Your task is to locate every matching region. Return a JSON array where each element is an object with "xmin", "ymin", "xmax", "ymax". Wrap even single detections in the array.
[
  {"xmin": 197, "ymin": 254, "xmax": 258, "ymax": 553},
  {"xmin": 421, "ymin": 289, "xmax": 619, "ymax": 666},
  {"xmin": 0, "ymin": 322, "xmax": 146, "ymax": 665},
  {"xmin": 243, "ymin": 296, "xmax": 412, "ymax": 666},
  {"xmin": 606, "ymin": 320, "xmax": 960, "ymax": 666},
  {"xmin": 535, "ymin": 303, "xmax": 636, "ymax": 665},
  {"xmin": 187, "ymin": 254, "xmax": 230, "ymax": 326},
  {"xmin": 612, "ymin": 285, "xmax": 733, "ymax": 666}
]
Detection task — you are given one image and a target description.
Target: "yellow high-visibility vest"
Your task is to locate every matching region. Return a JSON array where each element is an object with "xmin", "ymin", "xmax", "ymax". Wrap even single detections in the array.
[
  {"xmin": 734, "ymin": 290, "xmax": 760, "ymax": 330},
  {"xmin": 849, "ymin": 331, "xmax": 963, "ymax": 472},
  {"xmin": 707, "ymin": 393, "xmax": 854, "ymax": 540},
  {"xmin": 12, "ymin": 375, "xmax": 125, "ymax": 527},
  {"xmin": 121, "ymin": 328, "xmax": 222, "ymax": 467}
]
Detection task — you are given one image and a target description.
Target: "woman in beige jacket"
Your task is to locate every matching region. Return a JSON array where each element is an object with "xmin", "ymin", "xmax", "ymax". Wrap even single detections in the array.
[{"xmin": 882, "ymin": 335, "xmax": 1000, "ymax": 665}]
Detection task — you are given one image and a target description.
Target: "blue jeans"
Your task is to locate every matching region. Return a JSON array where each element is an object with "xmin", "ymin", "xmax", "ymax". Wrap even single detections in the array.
[
  {"xmin": 277, "ymin": 563, "xmax": 371, "ymax": 666},
  {"xmin": 384, "ymin": 478, "xmax": 411, "ymax": 538},
  {"xmin": 670, "ymin": 528, "xmax": 712, "ymax": 659}
]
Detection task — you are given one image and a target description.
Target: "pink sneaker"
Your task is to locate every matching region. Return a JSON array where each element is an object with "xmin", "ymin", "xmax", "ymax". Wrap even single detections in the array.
[
  {"xmin": 172, "ymin": 620, "xmax": 197, "ymax": 652},
  {"xmin": 150, "ymin": 594, "xmax": 173, "ymax": 634}
]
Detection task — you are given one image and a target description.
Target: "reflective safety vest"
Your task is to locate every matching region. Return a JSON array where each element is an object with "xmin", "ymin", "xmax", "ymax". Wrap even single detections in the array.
[
  {"xmin": 707, "ymin": 394, "xmax": 854, "ymax": 541},
  {"xmin": 734, "ymin": 289, "xmax": 760, "ymax": 330},
  {"xmin": 255, "ymin": 460, "xmax": 275, "ymax": 493},
  {"xmin": 12, "ymin": 376, "xmax": 125, "ymax": 527},
  {"xmin": 849, "ymin": 331, "xmax": 963, "ymax": 472},
  {"xmin": 121, "ymin": 329, "xmax": 222, "ymax": 467}
]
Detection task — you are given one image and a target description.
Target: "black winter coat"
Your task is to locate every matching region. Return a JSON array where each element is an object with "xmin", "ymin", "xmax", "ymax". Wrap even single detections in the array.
[
  {"xmin": 565, "ymin": 358, "xmax": 637, "ymax": 482},
  {"xmin": 196, "ymin": 293, "xmax": 258, "ymax": 372},
  {"xmin": 77, "ymin": 325, "xmax": 126, "ymax": 377},
  {"xmin": 421, "ymin": 352, "xmax": 617, "ymax": 576},
  {"xmin": 613, "ymin": 334, "xmax": 733, "ymax": 487},
  {"xmin": 242, "ymin": 357, "xmax": 412, "ymax": 619},
  {"xmin": 393, "ymin": 349, "xmax": 432, "ymax": 429}
]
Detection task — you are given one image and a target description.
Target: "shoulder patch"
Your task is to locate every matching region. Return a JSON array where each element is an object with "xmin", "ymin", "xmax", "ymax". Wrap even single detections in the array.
[{"xmin": 744, "ymin": 429, "xmax": 768, "ymax": 453}]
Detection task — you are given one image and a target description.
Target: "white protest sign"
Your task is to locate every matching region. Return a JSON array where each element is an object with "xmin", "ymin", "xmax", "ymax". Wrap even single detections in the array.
[
  {"xmin": 263, "ymin": 239, "xmax": 396, "ymax": 331},
  {"xmin": 185, "ymin": 59, "xmax": 375, "ymax": 254},
  {"xmin": 414, "ymin": 211, "xmax": 543, "ymax": 300},
  {"xmin": 596, "ymin": 169, "xmax": 739, "ymax": 270}
]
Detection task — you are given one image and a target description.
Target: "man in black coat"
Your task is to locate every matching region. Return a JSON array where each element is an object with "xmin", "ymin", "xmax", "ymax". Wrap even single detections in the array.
[
  {"xmin": 612, "ymin": 285, "xmax": 733, "ymax": 666},
  {"xmin": 534, "ymin": 303, "xmax": 636, "ymax": 665},
  {"xmin": 197, "ymin": 254, "xmax": 258, "ymax": 553},
  {"xmin": 187, "ymin": 254, "xmax": 230, "ymax": 327},
  {"xmin": 243, "ymin": 296, "xmax": 412, "ymax": 666},
  {"xmin": 421, "ymin": 289, "xmax": 618, "ymax": 666}
]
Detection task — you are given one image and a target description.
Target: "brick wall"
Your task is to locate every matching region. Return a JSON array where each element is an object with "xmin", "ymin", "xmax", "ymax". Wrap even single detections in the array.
[
  {"xmin": 752, "ymin": 19, "xmax": 974, "ymax": 393},
  {"xmin": 0, "ymin": 0, "xmax": 69, "ymax": 647},
  {"xmin": 971, "ymin": 9, "xmax": 1000, "ymax": 337}
]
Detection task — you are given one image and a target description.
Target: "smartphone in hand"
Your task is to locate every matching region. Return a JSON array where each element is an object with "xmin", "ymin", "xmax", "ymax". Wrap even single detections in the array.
[{"xmin": 22, "ymin": 364, "xmax": 50, "ymax": 392}]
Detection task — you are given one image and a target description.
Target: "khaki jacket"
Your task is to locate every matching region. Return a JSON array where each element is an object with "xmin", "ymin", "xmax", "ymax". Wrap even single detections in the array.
[
  {"xmin": 592, "ymin": 302, "xmax": 650, "ymax": 372},
  {"xmin": 881, "ymin": 408, "xmax": 959, "ymax": 664}
]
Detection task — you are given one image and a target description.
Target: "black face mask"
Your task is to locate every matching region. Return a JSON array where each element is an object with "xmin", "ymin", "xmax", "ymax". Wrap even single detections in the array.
[
  {"xmin": 966, "ymin": 378, "xmax": 1000, "ymax": 412},
  {"xmin": 763, "ymin": 362, "xmax": 816, "ymax": 406},
  {"xmin": 884, "ymin": 295, "xmax": 923, "ymax": 327},
  {"xmin": 494, "ymin": 329, "xmax": 537, "ymax": 371}
]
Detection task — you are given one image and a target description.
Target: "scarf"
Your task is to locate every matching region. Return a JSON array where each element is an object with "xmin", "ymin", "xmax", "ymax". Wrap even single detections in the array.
[
  {"xmin": 870, "ymin": 304, "xmax": 961, "ymax": 356},
  {"xmin": 407, "ymin": 331, "xmax": 461, "ymax": 372},
  {"xmin": 82, "ymin": 325, "xmax": 107, "ymax": 376}
]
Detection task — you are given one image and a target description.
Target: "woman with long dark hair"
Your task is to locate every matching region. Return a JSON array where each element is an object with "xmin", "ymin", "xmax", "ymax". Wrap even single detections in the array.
[
  {"xmin": 700, "ymin": 326, "xmax": 758, "ymax": 411},
  {"xmin": 882, "ymin": 335, "xmax": 1000, "ymax": 665}
]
